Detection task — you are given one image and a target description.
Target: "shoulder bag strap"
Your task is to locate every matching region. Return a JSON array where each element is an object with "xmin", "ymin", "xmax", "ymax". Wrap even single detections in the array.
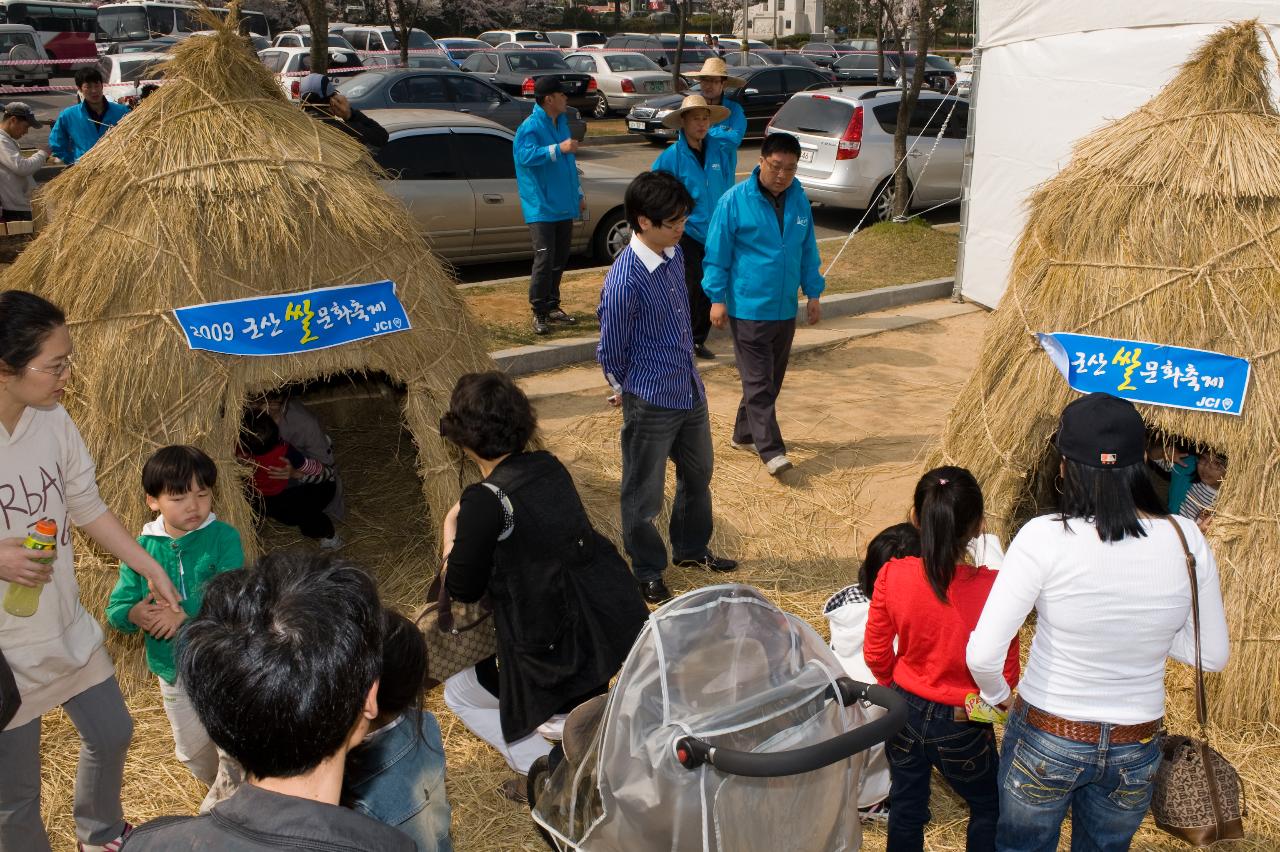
[{"xmin": 1165, "ymin": 517, "xmax": 1207, "ymax": 734}]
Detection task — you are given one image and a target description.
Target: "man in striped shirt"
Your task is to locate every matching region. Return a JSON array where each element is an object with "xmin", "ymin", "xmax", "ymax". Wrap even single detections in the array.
[{"xmin": 597, "ymin": 172, "xmax": 737, "ymax": 605}]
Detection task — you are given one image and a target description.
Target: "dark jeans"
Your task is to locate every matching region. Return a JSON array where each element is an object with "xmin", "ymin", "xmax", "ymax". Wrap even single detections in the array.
[
  {"xmin": 528, "ymin": 219, "xmax": 573, "ymax": 316},
  {"xmin": 887, "ymin": 686, "xmax": 1000, "ymax": 852},
  {"xmin": 679, "ymin": 234, "xmax": 710, "ymax": 346},
  {"xmin": 995, "ymin": 700, "xmax": 1163, "ymax": 852},
  {"xmin": 262, "ymin": 480, "xmax": 337, "ymax": 540},
  {"xmin": 619, "ymin": 394, "xmax": 714, "ymax": 582},
  {"xmin": 728, "ymin": 317, "xmax": 796, "ymax": 461}
]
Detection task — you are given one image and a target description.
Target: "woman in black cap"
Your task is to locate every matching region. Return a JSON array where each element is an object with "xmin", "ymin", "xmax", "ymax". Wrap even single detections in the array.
[
  {"xmin": 298, "ymin": 73, "xmax": 388, "ymax": 154},
  {"xmin": 966, "ymin": 392, "xmax": 1229, "ymax": 851}
]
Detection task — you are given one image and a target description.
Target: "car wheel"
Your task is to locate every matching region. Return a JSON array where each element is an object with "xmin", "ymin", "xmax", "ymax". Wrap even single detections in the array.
[
  {"xmin": 871, "ymin": 176, "xmax": 908, "ymax": 223},
  {"xmin": 593, "ymin": 93, "xmax": 610, "ymax": 119},
  {"xmin": 592, "ymin": 208, "xmax": 631, "ymax": 264}
]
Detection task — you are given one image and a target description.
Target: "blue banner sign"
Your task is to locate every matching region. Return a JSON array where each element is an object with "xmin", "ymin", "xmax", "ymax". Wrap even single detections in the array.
[
  {"xmin": 174, "ymin": 281, "xmax": 411, "ymax": 357},
  {"xmin": 1037, "ymin": 332, "xmax": 1250, "ymax": 416}
]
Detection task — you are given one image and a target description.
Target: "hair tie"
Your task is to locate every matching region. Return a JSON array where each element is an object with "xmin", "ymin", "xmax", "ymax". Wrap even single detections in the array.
[{"xmin": 937, "ymin": 478, "xmax": 949, "ymax": 485}]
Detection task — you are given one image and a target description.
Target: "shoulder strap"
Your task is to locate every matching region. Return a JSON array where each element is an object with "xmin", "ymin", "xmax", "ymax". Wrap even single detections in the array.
[{"xmin": 1166, "ymin": 517, "xmax": 1208, "ymax": 733}]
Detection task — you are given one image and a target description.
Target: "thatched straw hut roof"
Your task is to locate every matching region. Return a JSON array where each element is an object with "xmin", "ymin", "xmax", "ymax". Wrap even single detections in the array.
[
  {"xmin": 4, "ymin": 23, "xmax": 493, "ymax": 572},
  {"xmin": 935, "ymin": 20, "xmax": 1280, "ymax": 725}
]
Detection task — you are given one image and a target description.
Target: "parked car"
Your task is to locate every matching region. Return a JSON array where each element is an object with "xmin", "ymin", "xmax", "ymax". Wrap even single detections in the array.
[
  {"xmin": 439, "ymin": 37, "xmax": 489, "ymax": 64},
  {"xmin": 272, "ymin": 30, "xmax": 357, "ymax": 51},
  {"xmin": 563, "ymin": 50, "xmax": 674, "ymax": 118},
  {"xmin": 724, "ymin": 49, "xmax": 836, "ymax": 82},
  {"xmin": 0, "ymin": 24, "xmax": 51, "ymax": 87},
  {"xmin": 955, "ymin": 60, "xmax": 973, "ymax": 97},
  {"xmin": 98, "ymin": 51, "xmax": 170, "ymax": 101},
  {"xmin": 477, "ymin": 30, "xmax": 548, "ymax": 47},
  {"xmin": 368, "ymin": 109, "xmax": 631, "ymax": 264},
  {"xmin": 361, "ymin": 53, "xmax": 454, "ymax": 70},
  {"xmin": 258, "ymin": 46, "xmax": 364, "ymax": 100},
  {"xmin": 602, "ymin": 33, "xmax": 716, "ymax": 72},
  {"xmin": 765, "ymin": 87, "xmax": 966, "ymax": 221},
  {"xmin": 717, "ymin": 37, "xmax": 771, "ymax": 52},
  {"xmin": 460, "ymin": 49, "xmax": 597, "ymax": 113},
  {"xmin": 101, "ymin": 35, "xmax": 178, "ymax": 56},
  {"xmin": 799, "ymin": 41, "xmax": 841, "ymax": 67},
  {"xmin": 342, "ymin": 26, "xmax": 440, "ymax": 54},
  {"xmin": 625, "ymin": 64, "xmax": 829, "ymax": 143},
  {"xmin": 546, "ymin": 30, "xmax": 605, "ymax": 50},
  {"xmin": 832, "ymin": 51, "xmax": 957, "ymax": 93},
  {"xmin": 498, "ymin": 40, "xmax": 560, "ymax": 52}
]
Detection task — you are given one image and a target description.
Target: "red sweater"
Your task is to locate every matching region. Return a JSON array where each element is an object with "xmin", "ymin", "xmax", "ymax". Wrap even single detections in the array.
[{"xmin": 864, "ymin": 556, "xmax": 1019, "ymax": 706}]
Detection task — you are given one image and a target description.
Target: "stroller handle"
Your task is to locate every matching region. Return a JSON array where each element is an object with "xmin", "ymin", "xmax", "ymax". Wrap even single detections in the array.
[{"xmin": 673, "ymin": 678, "xmax": 906, "ymax": 778}]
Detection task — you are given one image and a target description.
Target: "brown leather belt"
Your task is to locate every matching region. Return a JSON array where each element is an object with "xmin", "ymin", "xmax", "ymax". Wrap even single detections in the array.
[{"xmin": 1015, "ymin": 698, "xmax": 1162, "ymax": 745}]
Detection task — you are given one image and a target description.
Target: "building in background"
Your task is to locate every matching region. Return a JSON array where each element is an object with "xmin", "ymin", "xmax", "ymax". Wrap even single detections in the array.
[{"xmin": 737, "ymin": 0, "xmax": 822, "ymax": 40}]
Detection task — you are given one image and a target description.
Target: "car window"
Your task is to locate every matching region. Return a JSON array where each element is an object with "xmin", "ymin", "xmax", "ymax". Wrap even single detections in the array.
[
  {"xmin": 389, "ymin": 74, "xmax": 447, "ymax": 103},
  {"xmin": 565, "ymin": 55, "xmax": 591, "ymax": 72},
  {"xmin": 259, "ymin": 51, "xmax": 285, "ymax": 72},
  {"xmin": 783, "ymin": 68, "xmax": 822, "ymax": 92},
  {"xmin": 504, "ymin": 51, "xmax": 569, "ymax": 71},
  {"xmin": 577, "ymin": 32, "xmax": 605, "ymax": 47},
  {"xmin": 547, "ymin": 33, "xmax": 568, "ymax": 47},
  {"xmin": 873, "ymin": 98, "xmax": 956, "ymax": 135},
  {"xmin": 447, "ymin": 75, "xmax": 502, "ymax": 102},
  {"xmin": 119, "ymin": 58, "xmax": 165, "ymax": 83},
  {"xmin": 337, "ymin": 73, "xmax": 379, "ymax": 98},
  {"xmin": 942, "ymin": 99, "xmax": 968, "ymax": 138},
  {"xmin": 747, "ymin": 70, "xmax": 781, "ymax": 94},
  {"xmin": 456, "ymin": 132, "xmax": 516, "ymax": 180},
  {"xmin": 771, "ymin": 96, "xmax": 854, "ymax": 136},
  {"xmin": 377, "ymin": 133, "xmax": 460, "ymax": 180}
]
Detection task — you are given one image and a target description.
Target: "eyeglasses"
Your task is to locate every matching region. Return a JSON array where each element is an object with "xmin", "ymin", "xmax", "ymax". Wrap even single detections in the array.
[
  {"xmin": 761, "ymin": 158, "xmax": 799, "ymax": 176},
  {"xmin": 26, "ymin": 353, "xmax": 73, "ymax": 376},
  {"xmin": 658, "ymin": 216, "xmax": 689, "ymax": 231}
]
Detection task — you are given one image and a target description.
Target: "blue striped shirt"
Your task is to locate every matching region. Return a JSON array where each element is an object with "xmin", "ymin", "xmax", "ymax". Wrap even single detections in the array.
[{"xmin": 597, "ymin": 236, "xmax": 705, "ymax": 410}]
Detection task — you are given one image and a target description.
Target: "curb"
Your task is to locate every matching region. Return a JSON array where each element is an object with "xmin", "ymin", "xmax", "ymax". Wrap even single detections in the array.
[
  {"xmin": 491, "ymin": 277, "xmax": 956, "ymax": 376},
  {"xmin": 583, "ymin": 134, "xmax": 645, "ymax": 146}
]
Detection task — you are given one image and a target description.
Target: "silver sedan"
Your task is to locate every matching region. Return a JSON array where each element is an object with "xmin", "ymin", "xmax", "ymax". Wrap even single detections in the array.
[
  {"xmin": 366, "ymin": 109, "xmax": 633, "ymax": 266},
  {"xmin": 563, "ymin": 51, "xmax": 677, "ymax": 118}
]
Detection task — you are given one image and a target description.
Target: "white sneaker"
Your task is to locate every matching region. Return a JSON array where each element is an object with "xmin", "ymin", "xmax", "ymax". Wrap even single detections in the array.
[
  {"xmin": 730, "ymin": 440, "xmax": 755, "ymax": 452},
  {"xmin": 765, "ymin": 455, "xmax": 793, "ymax": 476},
  {"xmin": 318, "ymin": 533, "xmax": 344, "ymax": 550}
]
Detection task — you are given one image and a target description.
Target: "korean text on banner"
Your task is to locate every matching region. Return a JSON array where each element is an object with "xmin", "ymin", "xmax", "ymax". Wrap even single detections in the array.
[
  {"xmin": 1037, "ymin": 332, "xmax": 1250, "ymax": 416},
  {"xmin": 173, "ymin": 281, "xmax": 412, "ymax": 356}
]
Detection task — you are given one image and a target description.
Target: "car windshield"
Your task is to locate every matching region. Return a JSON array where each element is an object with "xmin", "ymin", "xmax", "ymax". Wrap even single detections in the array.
[
  {"xmin": 301, "ymin": 51, "xmax": 362, "ymax": 70},
  {"xmin": 0, "ymin": 32, "xmax": 37, "ymax": 50},
  {"xmin": 515, "ymin": 31, "xmax": 545, "ymax": 41},
  {"xmin": 505, "ymin": 51, "xmax": 568, "ymax": 70},
  {"xmin": 384, "ymin": 30, "xmax": 437, "ymax": 49},
  {"xmin": 97, "ymin": 7, "xmax": 148, "ymax": 40},
  {"xmin": 576, "ymin": 31, "xmax": 605, "ymax": 47},
  {"xmin": 898, "ymin": 54, "xmax": 954, "ymax": 70},
  {"xmin": 604, "ymin": 52, "xmax": 659, "ymax": 72},
  {"xmin": 336, "ymin": 72, "xmax": 380, "ymax": 98},
  {"xmin": 118, "ymin": 58, "xmax": 166, "ymax": 82}
]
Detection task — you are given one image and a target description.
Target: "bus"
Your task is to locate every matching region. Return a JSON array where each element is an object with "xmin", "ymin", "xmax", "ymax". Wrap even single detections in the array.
[
  {"xmin": 96, "ymin": 1, "xmax": 269, "ymax": 48},
  {"xmin": 0, "ymin": 0, "xmax": 96, "ymax": 63}
]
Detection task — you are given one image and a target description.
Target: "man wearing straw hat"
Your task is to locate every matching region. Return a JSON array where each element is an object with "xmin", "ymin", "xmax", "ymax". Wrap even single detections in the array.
[
  {"xmin": 652, "ymin": 94, "xmax": 736, "ymax": 360},
  {"xmin": 683, "ymin": 57, "xmax": 747, "ymax": 150},
  {"xmin": 0, "ymin": 103, "xmax": 47, "ymax": 223}
]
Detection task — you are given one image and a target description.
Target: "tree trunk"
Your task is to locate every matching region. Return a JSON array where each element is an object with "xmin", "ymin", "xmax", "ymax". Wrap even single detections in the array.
[
  {"xmin": 673, "ymin": 0, "xmax": 687, "ymax": 93},
  {"xmin": 891, "ymin": 0, "xmax": 930, "ymax": 219},
  {"xmin": 307, "ymin": 0, "xmax": 328, "ymax": 74}
]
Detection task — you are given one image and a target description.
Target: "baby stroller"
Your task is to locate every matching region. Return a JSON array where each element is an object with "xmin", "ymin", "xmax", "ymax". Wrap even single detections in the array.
[{"xmin": 530, "ymin": 584, "xmax": 905, "ymax": 851}]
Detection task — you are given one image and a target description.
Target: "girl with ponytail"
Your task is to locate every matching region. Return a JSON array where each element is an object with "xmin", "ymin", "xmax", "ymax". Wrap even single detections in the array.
[{"xmin": 863, "ymin": 466, "xmax": 1020, "ymax": 852}]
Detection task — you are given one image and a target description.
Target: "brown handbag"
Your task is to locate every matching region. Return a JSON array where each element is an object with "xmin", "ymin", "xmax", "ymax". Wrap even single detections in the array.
[
  {"xmin": 1149, "ymin": 518, "xmax": 1245, "ymax": 846},
  {"xmin": 416, "ymin": 564, "xmax": 497, "ymax": 690}
]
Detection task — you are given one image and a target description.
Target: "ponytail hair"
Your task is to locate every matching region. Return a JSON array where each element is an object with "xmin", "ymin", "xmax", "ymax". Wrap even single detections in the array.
[{"xmin": 913, "ymin": 466, "xmax": 984, "ymax": 604}]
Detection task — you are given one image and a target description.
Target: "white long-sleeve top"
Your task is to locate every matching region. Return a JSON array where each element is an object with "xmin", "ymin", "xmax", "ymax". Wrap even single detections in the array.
[
  {"xmin": 0, "ymin": 131, "xmax": 47, "ymax": 214},
  {"xmin": 966, "ymin": 514, "xmax": 1229, "ymax": 725}
]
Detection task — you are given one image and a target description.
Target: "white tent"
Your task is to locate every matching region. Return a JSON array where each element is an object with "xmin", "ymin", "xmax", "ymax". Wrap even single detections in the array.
[{"xmin": 957, "ymin": 1, "xmax": 1280, "ymax": 308}]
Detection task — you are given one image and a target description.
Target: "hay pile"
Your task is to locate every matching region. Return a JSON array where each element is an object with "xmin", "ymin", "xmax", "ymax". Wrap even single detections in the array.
[{"xmin": 935, "ymin": 20, "xmax": 1280, "ymax": 726}]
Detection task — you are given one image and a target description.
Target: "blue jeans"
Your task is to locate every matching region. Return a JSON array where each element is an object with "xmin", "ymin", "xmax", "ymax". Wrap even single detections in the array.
[
  {"xmin": 619, "ymin": 394, "xmax": 714, "ymax": 582},
  {"xmin": 996, "ymin": 700, "xmax": 1163, "ymax": 852},
  {"xmin": 886, "ymin": 686, "xmax": 1000, "ymax": 852}
]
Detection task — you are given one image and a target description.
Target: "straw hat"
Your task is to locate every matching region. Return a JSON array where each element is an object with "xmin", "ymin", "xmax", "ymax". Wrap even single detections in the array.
[
  {"xmin": 661, "ymin": 94, "xmax": 731, "ymax": 129},
  {"xmin": 685, "ymin": 56, "xmax": 747, "ymax": 88}
]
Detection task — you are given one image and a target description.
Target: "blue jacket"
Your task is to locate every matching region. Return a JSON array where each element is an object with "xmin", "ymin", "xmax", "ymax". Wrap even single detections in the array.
[
  {"xmin": 513, "ymin": 104, "xmax": 582, "ymax": 223},
  {"xmin": 342, "ymin": 710, "xmax": 453, "ymax": 851},
  {"xmin": 651, "ymin": 132, "xmax": 737, "ymax": 245},
  {"xmin": 48, "ymin": 100, "xmax": 129, "ymax": 165},
  {"xmin": 708, "ymin": 96, "xmax": 746, "ymax": 147},
  {"xmin": 703, "ymin": 168, "xmax": 826, "ymax": 320}
]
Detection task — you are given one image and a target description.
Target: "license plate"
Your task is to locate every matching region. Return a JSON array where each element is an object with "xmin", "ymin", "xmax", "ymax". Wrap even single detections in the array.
[
  {"xmin": 800, "ymin": 148, "xmax": 814, "ymax": 163},
  {"xmin": 645, "ymin": 81, "xmax": 663, "ymax": 92},
  {"xmin": 628, "ymin": 121, "xmax": 644, "ymax": 130}
]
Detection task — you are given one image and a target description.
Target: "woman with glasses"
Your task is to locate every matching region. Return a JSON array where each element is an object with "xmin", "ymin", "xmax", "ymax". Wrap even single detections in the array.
[
  {"xmin": 438, "ymin": 371, "xmax": 648, "ymax": 803},
  {"xmin": 0, "ymin": 290, "xmax": 182, "ymax": 852}
]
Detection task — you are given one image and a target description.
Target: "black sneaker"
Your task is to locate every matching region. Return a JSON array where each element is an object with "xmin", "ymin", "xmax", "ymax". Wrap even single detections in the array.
[
  {"xmin": 674, "ymin": 552, "xmax": 737, "ymax": 572},
  {"xmin": 694, "ymin": 344, "xmax": 716, "ymax": 360},
  {"xmin": 532, "ymin": 314, "xmax": 551, "ymax": 335},
  {"xmin": 546, "ymin": 309, "xmax": 578, "ymax": 325},
  {"xmin": 638, "ymin": 578, "xmax": 673, "ymax": 605}
]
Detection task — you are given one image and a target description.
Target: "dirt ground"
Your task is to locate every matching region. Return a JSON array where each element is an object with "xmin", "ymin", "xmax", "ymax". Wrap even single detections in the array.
[{"xmin": 36, "ymin": 307, "xmax": 1279, "ymax": 850}]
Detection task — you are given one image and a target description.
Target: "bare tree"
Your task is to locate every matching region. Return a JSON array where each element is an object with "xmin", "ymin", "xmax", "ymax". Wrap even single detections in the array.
[
  {"xmin": 671, "ymin": 0, "xmax": 693, "ymax": 93},
  {"xmin": 877, "ymin": 0, "xmax": 939, "ymax": 219}
]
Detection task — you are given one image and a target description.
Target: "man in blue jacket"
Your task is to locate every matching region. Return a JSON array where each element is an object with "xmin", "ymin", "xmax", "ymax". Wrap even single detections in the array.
[
  {"xmin": 684, "ymin": 58, "xmax": 747, "ymax": 151},
  {"xmin": 514, "ymin": 76, "xmax": 586, "ymax": 335},
  {"xmin": 48, "ymin": 67, "xmax": 129, "ymax": 166},
  {"xmin": 703, "ymin": 132, "xmax": 825, "ymax": 476},
  {"xmin": 652, "ymin": 94, "xmax": 737, "ymax": 360}
]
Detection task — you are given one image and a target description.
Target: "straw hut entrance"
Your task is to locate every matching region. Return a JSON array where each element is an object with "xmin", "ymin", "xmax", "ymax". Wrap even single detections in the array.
[{"xmin": 934, "ymin": 20, "xmax": 1280, "ymax": 725}]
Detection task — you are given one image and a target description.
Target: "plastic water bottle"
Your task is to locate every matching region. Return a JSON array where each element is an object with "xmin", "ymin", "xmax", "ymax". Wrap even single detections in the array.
[{"xmin": 3, "ymin": 518, "xmax": 57, "ymax": 618}]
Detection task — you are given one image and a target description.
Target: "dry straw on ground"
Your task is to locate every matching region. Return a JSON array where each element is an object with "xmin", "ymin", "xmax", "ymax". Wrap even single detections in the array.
[{"xmin": 935, "ymin": 20, "xmax": 1280, "ymax": 727}]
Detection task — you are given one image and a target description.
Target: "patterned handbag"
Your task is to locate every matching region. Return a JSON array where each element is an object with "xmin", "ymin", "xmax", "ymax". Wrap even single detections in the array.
[
  {"xmin": 417, "ymin": 564, "xmax": 497, "ymax": 689},
  {"xmin": 1150, "ymin": 519, "xmax": 1245, "ymax": 846}
]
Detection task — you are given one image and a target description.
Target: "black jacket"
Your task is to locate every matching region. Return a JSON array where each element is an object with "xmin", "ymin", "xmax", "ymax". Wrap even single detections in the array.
[{"xmin": 302, "ymin": 103, "xmax": 389, "ymax": 154}]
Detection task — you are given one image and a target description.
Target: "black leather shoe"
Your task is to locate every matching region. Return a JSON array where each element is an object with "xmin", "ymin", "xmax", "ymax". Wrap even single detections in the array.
[
  {"xmin": 674, "ymin": 553, "xmax": 737, "ymax": 572},
  {"xmin": 639, "ymin": 578, "xmax": 673, "ymax": 604},
  {"xmin": 693, "ymin": 344, "xmax": 716, "ymax": 360}
]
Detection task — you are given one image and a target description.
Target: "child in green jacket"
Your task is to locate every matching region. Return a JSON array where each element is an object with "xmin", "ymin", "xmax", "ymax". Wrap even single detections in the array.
[{"xmin": 105, "ymin": 446, "xmax": 244, "ymax": 797}]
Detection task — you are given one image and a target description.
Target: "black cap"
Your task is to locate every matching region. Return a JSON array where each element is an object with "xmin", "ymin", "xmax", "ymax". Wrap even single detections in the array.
[
  {"xmin": 533, "ymin": 75, "xmax": 568, "ymax": 99},
  {"xmin": 2, "ymin": 102, "xmax": 42, "ymax": 128},
  {"xmin": 1055, "ymin": 393, "xmax": 1146, "ymax": 468}
]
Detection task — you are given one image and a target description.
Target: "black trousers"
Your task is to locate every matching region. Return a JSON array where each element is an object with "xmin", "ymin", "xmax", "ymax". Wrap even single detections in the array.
[
  {"xmin": 528, "ymin": 220, "xmax": 574, "ymax": 316},
  {"xmin": 729, "ymin": 317, "xmax": 797, "ymax": 461},
  {"xmin": 262, "ymin": 480, "xmax": 337, "ymax": 540},
  {"xmin": 680, "ymin": 234, "xmax": 711, "ymax": 346}
]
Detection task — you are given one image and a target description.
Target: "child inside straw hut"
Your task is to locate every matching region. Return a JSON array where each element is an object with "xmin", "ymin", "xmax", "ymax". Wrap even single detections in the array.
[
  {"xmin": 823, "ymin": 522, "xmax": 920, "ymax": 824},
  {"xmin": 104, "ymin": 445, "xmax": 244, "ymax": 809},
  {"xmin": 1177, "ymin": 450, "xmax": 1225, "ymax": 532},
  {"xmin": 237, "ymin": 408, "xmax": 342, "ymax": 548},
  {"xmin": 342, "ymin": 610, "xmax": 452, "ymax": 851},
  {"xmin": 864, "ymin": 467, "xmax": 1019, "ymax": 852}
]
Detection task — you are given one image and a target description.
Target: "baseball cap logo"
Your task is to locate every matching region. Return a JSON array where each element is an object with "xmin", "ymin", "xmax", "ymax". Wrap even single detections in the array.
[{"xmin": 1100, "ymin": 452, "xmax": 1117, "ymax": 465}]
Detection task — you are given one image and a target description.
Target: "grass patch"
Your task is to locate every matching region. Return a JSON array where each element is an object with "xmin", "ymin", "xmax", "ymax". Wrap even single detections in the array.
[
  {"xmin": 585, "ymin": 119, "xmax": 629, "ymax": 137},
  {"xmin": 463, "ymin": 220, "xmax": 958, "ymax": 348}
]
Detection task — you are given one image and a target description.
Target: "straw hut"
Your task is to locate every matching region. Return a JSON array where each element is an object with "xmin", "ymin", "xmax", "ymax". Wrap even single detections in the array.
[
  {"xmin": 3, "ymin": 24, "xmax": 493, "ymax": 601},
  {"xmin": 934, "ymin": 20, "xmax": 1280, "ymax": 725}
]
